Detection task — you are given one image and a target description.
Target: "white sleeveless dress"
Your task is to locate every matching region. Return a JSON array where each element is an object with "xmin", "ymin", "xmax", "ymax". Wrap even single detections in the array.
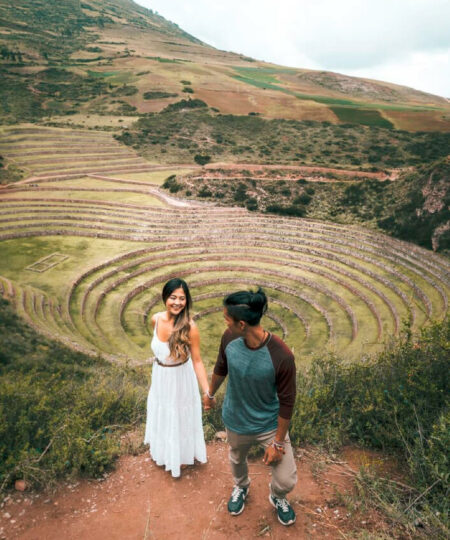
[{"xmin": 144, "ymin": 315, "xmax": 207, "ymax": 477}]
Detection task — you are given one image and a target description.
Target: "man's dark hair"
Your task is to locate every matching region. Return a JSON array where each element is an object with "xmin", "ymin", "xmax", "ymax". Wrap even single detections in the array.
[{"xmin": 223, "ymin": 287, "xmax": 268, "ymax": 326}]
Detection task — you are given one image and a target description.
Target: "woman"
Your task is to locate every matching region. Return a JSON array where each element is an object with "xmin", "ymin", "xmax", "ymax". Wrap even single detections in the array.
[{"xmin": 144, "ymin": 278, "xmax": 210, "ymax": 478}]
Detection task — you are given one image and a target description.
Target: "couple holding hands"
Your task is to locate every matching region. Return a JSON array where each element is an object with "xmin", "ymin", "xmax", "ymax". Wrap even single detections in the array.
[{"xmin": 144, "ymin": 278, "xmax": 297, "ymax": 526}]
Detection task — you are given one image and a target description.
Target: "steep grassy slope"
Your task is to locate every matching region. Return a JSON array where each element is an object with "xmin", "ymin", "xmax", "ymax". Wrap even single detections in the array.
[{"xmin": 1, "ymin": 0, "xmax": 449, "ymax": 130}]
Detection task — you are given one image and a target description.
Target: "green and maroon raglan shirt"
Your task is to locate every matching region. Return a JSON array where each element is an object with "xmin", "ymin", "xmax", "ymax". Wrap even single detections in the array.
[{"xmin": 213, "ymin": 329, "xmax": 296, "ymax": 434}]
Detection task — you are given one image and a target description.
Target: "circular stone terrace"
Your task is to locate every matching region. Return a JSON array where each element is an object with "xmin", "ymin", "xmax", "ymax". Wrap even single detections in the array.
[{"xmin": 0, "ymin": 127, "xmax": 448, "ymax": 367}]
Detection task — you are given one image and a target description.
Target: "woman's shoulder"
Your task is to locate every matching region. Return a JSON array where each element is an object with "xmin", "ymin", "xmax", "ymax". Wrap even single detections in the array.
[
  {"xmin": 189, "ymin": 319, "xmax": 199, "ymax": 334},
  {"xmin": 151, "ymin": 311, "xmax": 165, "ymax": 327}
]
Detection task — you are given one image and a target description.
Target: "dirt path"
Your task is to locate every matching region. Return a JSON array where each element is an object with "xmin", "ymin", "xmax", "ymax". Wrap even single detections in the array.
[
  {"xmin": 204, "ymin": 163, "xmax": 394, "ymax": 181},
  {"xmin": 1, "ymin": 443, "xmax": 386, "ymax": 540}
]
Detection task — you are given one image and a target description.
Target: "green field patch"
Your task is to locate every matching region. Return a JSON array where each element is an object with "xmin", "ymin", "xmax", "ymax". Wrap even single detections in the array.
[
  {"xmin": 234, "ymin": 66, "xmax": 297, "ymax": 75},
  {"xmin": 99, "ymin": 71, "xmax": 136, "ymax": 85},
  {"xmin": 233, "ymin": 67, "xmax": 282, "ymax": 85},
  {"xmin": 232, "ymin": 74, "xmax": 290, "ymax": 93},
  {"xmin": 87, "ymin": 70, "xmax": 120, "ymax": 78},
  {"xmin": 303, "ymin": 95, "xmax": 439, "ymax": 112},
  {"xmin": 330, "ymin": 107, "xmax": 394, "ymax": 128},
  {"xmin": 231, "ymin": 69, "xmax": 441, "ymax": 113},
  {"xmin": 145, "ymin": 56, "xmax": 184, "ymax": 64}
]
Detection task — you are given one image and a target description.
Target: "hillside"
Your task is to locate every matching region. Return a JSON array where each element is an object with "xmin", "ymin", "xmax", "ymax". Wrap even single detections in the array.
[
  {"xmin": 162, "ymin": 158, "xmax": 450, "ymax": 253},
  {"xmin": 1, "ymin": 0, "xmax": 449, "ymax": 131}
]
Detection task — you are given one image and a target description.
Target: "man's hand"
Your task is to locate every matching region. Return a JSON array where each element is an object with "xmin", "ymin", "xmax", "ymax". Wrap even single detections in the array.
[
  {"xmin": 263, "ymin": 444, "xmax": 285, "ymax": 465},
  {"xmin": 202, "ymin": 393, "xmax": 216, "ymax": 410}
]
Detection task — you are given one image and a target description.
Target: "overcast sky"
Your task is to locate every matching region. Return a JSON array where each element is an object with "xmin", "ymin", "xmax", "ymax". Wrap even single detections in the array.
[{"xmin": 137, "ymin": 0, "xmax": 450, "ymax": 98}]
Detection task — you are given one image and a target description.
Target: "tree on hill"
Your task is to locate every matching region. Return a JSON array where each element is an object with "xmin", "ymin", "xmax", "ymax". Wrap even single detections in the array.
[{"xmin": 194, "ymin": 154, "xmax": 211, "ymax": 166}]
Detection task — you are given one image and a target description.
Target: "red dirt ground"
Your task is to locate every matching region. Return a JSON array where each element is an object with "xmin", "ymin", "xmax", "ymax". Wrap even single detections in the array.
[
  {"xmin": 1, "ymin": 443, "xmax": 390, "ymax": 540},
  {"xmin": 203, "ymin": 163, "xmax": 392, "ymax": 181}
]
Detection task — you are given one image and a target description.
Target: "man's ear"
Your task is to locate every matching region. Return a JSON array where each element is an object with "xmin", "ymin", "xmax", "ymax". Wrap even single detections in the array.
[{"xmin": 239, "ymin": 320, "xmax": 247, "ymax": 332}]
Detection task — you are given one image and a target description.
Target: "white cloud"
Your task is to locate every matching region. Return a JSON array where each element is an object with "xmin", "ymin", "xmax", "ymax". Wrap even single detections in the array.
[{"xmin": 138, "ymin": 0, "xmax": 450, "ymax": 97}]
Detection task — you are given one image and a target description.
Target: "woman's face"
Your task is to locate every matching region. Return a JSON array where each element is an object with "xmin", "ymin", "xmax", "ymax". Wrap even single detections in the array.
[{"xmin": 165, "ymin": 287, "xmax": 187, "ymax": 316}]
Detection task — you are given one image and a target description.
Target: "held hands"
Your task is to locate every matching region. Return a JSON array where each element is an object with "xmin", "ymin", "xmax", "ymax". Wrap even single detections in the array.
[
  {"xmin": 263, "ymin": 442, "xmax": 285, "ymax": 465},
  {"xmin": 202, "ymin": 393, "xmax": 216, "ymax": 410}
]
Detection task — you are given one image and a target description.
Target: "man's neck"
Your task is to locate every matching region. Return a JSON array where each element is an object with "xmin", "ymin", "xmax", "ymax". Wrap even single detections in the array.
[{"xmin": 243, "ymin": 325, "xmax": 267, "ymax": 349}]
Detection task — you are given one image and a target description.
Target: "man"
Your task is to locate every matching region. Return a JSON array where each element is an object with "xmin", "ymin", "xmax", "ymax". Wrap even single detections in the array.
[{"xmin": 203, "ymin": 287, "xmax": 297, "ymax": 526}]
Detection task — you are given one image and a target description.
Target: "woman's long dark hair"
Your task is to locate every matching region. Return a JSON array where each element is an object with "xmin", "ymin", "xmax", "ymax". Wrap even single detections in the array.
[
  {"xmin": 162, "ymin": 278, "xmax": 192, "ymax": 362},
  {"xmin": 224, "ymin": 287, "xmax": 268, "ymax": 326}
]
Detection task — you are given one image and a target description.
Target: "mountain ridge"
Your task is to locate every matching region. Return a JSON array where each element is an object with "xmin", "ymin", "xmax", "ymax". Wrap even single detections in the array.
[{"xmin": 1, "ymin": 0, "xmax": 449, "ymax": 130}]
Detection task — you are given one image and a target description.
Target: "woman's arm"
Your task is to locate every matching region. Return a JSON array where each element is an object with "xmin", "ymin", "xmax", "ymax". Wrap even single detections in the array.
[
  {"xmin": 189, "ymin": 322, "xmax": 210, "ymax": 395},
  {"xmin": 150, "ymin": 314, "xmax": 157, "ymax": 329}
]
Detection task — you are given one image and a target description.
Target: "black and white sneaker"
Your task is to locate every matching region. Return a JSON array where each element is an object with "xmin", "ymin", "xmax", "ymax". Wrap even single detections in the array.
[
  {"xmin": 227, "ymin": 485, "xmax": 249, "ymax": 515},
  {"xmin": 269, "ymin": 494, "xmax": 296, "ymax": 526}
]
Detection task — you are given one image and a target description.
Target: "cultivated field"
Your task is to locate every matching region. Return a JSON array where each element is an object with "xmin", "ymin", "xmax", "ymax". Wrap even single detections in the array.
[{"xmin": 0, "ymin": 127, "xmax": 448, "ymax": 368}]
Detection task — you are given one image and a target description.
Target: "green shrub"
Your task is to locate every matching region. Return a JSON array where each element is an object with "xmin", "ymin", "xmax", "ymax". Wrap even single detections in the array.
[
  {"xmin": 233, "ymin": 184, "xmax": 248, "ymax": 202},
  {"xmin": 198, "ymin": 186, "xmax": 212, "ymax": 197},
  {"xmin": 266, "ymin": 204, "xmax": 305, "ymax": 217},
  {"xmin": 143, "ymin": 91, "xmax": 177, "ymax": 100},
  {"xmin": 0, "ymin": 368, "xmax": 145, "ymax": 485},
  {"xmin": 163, "ymin": 99, "xmax": 207, "ymax": 113},
  {"xmin": 194, "ymin": 154, "xmax": 211, "ymax": 166},
  {"xmin": 246, "ymin": 198, "xmax": 258, "ymax": 211},
  {"xmin": 0, "ymin": 298, "xmax": 147, "ymax": 489},
  {"xmin": 162, "ymin": 174, "xmax": 182, "ymax": 192},
  {"xmin": 115, "ymin": 103, "xmax": 137, "ymax": 114},
  {"xmin": 293, "ymin": 193, "xmax": 312, "ymax": 205},
  {"xmin": 290, "ymin": 318, "xmax": 449, "ymax": 515}
]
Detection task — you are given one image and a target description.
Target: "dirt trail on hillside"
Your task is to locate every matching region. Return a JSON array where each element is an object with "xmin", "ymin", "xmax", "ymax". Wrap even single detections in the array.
[
  {"xmin": 1, "ymin": 443, "xmax": 389, "ymax": 540},
  {"xmin": 204, "ymin": 163, "xmax": 394, "ymax": 180}
]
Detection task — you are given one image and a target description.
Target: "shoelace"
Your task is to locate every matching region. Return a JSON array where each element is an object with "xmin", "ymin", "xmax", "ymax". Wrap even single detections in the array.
[
  {"xmin": 231, "ymin": 486, "xmax": 244, "ymax": 502},
  {"xmin": 275, "ymin": 498, "xmax": 290, "ymax": 513}
]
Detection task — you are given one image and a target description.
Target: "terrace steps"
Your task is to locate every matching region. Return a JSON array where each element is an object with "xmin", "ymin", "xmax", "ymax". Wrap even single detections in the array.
[
  {"xmin": 0, "ymin": 126, "xmax": 154, "ymax": 181},
  {"xmin": 0, "ymin": 168, "xmax": 448, "ymax": 361}
]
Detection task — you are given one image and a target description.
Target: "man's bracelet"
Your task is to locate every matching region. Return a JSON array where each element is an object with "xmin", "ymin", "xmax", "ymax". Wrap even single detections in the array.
[
  {"xmin": 272, "ymin": 440, "xmax": 285, "ymax": 451},
  {"xmin": 206, "ymin": 390, "xmax": 215, "ymax": 399}
]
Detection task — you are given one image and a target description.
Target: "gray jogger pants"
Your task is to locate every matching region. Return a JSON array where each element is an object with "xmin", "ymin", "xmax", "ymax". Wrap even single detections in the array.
[{"xmin": 226, "ymin": 428, "xmax": 297, "ymax": 498}]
